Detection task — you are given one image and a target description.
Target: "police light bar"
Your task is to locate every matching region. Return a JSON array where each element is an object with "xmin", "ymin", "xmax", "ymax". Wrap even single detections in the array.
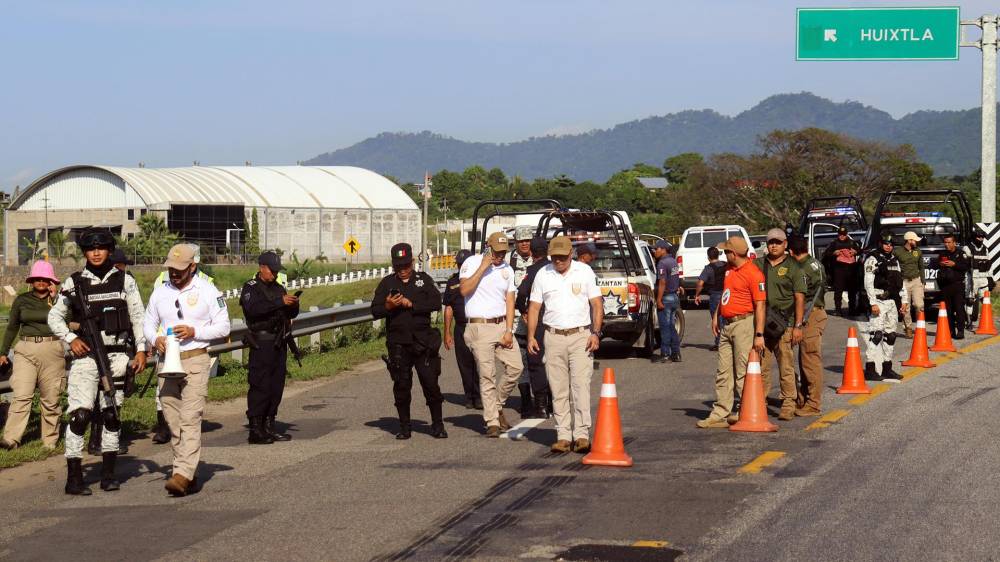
[{"xmin": 880, "ymin": 211, "xmax": 944, "ymax": 218}]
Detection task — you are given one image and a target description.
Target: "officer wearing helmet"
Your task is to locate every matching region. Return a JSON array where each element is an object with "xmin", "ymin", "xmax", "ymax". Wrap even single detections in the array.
[
  {"xmin": 48, "ymin": 228, "xmax": 147, "ymax": 495},
  {"xmin": 860, "ymin": 231, "xmax": 908, "ymax": 382},
  {"xmin": 443, "ymin": 249, "xmax": 481, "ymax": 409}
]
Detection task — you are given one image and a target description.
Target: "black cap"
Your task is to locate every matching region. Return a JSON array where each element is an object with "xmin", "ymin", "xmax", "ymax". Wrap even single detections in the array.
[
  {"xmin": 838, "ymin": 227, "xmax": 848, "ymax": 235},
  {"xmin": 654, "ymin": 240, "xmax": 671, "ymax": 250},
  {"xmin": 455, "ymin": 249, "xmax": 472, "ymax": 266},
  {"xmin": 77, "ymin": 228, "xmax": 116, "ymax": 251},
  {"xmin": 529, "ymin": 237, "xmax": 547, "ymax": 256},
  {"xmin": 577, "ymin": 242, "xmax": 598, "ymax": 255},
  {"xmin": 975, "ymin": 226, "xmax": 986, "ymax": 237},
  {"xmin": 391, "ymin": 243, "xmax": 413, "ymax": 267},
  {"xmin": 109, "ymin": 248, "xmax": 133, "ymax": 265},
  {"xmin": 258, "ymin": 251, "xmax": 283, "ymax": 272}
]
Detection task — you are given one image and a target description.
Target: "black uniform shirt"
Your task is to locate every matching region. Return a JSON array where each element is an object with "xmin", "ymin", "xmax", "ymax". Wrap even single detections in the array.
[
  {"xmin": 372, "ymin": 271, "xmax": 442, "ymax": 345},
  {"xmin": 936, "ymin": 247, "xmax": 970, "ymax": 288},
  {"xmin": 240, "ymin": 275, "xmax": 300, "ymax": 332},
  {"xmin": 442, "ymin": 272, "xmax": 467, "ymax": 324}
]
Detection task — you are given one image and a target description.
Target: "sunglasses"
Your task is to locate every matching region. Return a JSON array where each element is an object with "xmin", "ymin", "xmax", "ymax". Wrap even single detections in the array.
[
  {"xmin": 174, "ymin": 299, "xmax": 184, "ymax": 319},
  {"xmin": 767, "ymin": 239, "xmax": 785, "ymax": 245}
]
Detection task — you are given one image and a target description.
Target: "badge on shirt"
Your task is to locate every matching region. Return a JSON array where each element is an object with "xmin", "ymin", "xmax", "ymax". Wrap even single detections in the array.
[
  {"xmin": 186, "ymin": 292, "xmax": 199, "ymax": 306},
  {"xmin": 571, "ymin": 283, "xmax": 582, "ymax": 295},
  {"xmin": 777, "ymin": 267, "xmax": 787, "ymax": 277},
  {"xmin": 415, "ymin": 278, "xmax": 424, "ymax": 287},
  {"xmin": 810, "ymin": 262, "xmax": 820, "ymax": 271},
  {"xmin": 721, "ymin": 288, "xmax": 731, "ymax": 305},
  {"xmin": 501, "ymin": 269, "xmax": 510, "ymax": 280}
]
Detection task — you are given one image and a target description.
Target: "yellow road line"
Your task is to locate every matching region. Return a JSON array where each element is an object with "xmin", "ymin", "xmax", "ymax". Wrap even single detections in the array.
[
  {"xmin": 848, "ymin": 384, "xmax": 891, "ymax": 405},
  {"xmin": 738, "ymin": 451, "xmax": 786, "ymax": 474},
  {"xmin": 632, "ymin": 540, "xmax": 670, "ymax": 548},
  {"xmin": 805, "ymin": 409, "xmax": 850, "ymax": 431}
]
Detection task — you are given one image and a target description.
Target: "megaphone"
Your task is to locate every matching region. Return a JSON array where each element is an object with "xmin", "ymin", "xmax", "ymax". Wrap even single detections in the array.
[{"xmin": 159, "ymin": 328, "xmax": 186, "ymax": 378}]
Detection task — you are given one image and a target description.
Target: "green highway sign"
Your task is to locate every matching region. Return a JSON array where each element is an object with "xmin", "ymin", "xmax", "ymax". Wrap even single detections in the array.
[{"xmin": 797, "ymin": 7, "xmax": 960, "ymax": 61}]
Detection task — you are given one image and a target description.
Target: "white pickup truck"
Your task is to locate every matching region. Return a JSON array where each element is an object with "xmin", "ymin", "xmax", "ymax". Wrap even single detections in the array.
[{"xmin": 676, "ymin": 225, "xmax": 754, "ymax": 302}]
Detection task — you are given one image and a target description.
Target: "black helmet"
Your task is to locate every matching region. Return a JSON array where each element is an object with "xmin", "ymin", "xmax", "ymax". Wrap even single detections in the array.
[
  {"xmin": 879, "ymin": 230, "xmax": 894, "ymax": 245},
  {"xmin": 974, "ymin": 226, "xmax": 986, "ymax": 238},
  {"xmin": 455, "ymin": 249, "xmax": 472, "ymax": 267},
  {"xmin": 77, "ymin": 228, "xmax": 116, "ymax": 251}
]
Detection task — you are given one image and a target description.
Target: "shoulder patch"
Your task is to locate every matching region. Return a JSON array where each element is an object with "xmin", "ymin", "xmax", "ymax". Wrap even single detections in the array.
[
  {"xmin": 217, "ymin": 296, "xmax": 226, "ymax": 309},
  {"xmin": 246, "ymin": 279, "xmax": 257, "ymax": 286},
  {"xmin": 758, "ymin": 282, "xmax": 766, "ymax": 292}
]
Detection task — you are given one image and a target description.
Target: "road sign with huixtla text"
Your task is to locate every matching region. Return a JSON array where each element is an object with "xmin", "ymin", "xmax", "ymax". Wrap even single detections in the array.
[
  {"xmin": 343, "ymin": 236, "xmax": 361, "ymax": 256},
  {"xmin": 797, "ymin": 7, "xmax": 960, "ymax": 61}
]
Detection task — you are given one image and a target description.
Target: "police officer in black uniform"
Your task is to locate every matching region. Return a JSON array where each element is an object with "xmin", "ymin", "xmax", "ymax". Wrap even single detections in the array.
[
  {"xmin": 372, "ymin": 243, "xmax": 446, "ymax": 440},
  {"xmin": 515, "ymin": 237, "xmax": 552, "ymax": 418},
  {"xmin": 443, "ymin": 249, "xmax": 481, "ymax": 410},
  {"xmin": 937, "ymin": 233, "xmax": 971, "ymax": 339},
  {"xmin": 240, "ymin": 251, "xmax": 300, "ymax": 444}
]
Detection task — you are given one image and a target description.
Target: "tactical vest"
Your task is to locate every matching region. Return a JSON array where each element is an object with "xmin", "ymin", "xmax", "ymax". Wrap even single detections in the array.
[
  {"xmin": 70, "ymin": 270, "xmax": 131, "ymax": 341},
  {"xmin": 709, "ymin": 262, "xmax": 727, "ymax": 293},
  {"xmin": 971, "ymin": 241, "xmax": 990, "ymax": 273},
  {"xmin": 871, "ymin": 251, "xmax": 903, "ymax": 296}
]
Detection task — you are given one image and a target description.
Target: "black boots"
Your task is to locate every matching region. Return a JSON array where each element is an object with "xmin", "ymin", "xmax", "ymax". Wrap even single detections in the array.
[
  {"xmin": 265, "ymin": 417, "xmax": 292, "ymax": 441},
  {"xmin": 881, "ymin": 361, "xmax": 902, "ymax": 382},
  {"xmin": 100, "ymin": 452, "xmax": 120, "ymax": 491},
  {"xmin": 396, "ymin": 422, "xmax": 412, "ymax": 440},
  {"xmin": 152, "ymin": 411, "xmax": 171, "ymax": 444},
  {"xmin": 531, "ymin": 389, "xmax": 551, "ymax": 419},
  {"xmin": 518, "ymin": 383, "xmax": 533, "ymax": 417},
  {"xmin": 864, "ymin": 362, "xmax": 883, "ymax": 381},
  {"xmin": 248, "ymin": 417, "xmax": 274, "ymax": 444},
  {"xmin": 65, "ymin": 458, "xmax": 92, "ymax": 496},
  {"xmin": 429, "ymin": 403, "xmax": 447, "ymax": 439},
  {"xmin": 87, "ymin": 414, "xmax": 102, "ymax": 456}
]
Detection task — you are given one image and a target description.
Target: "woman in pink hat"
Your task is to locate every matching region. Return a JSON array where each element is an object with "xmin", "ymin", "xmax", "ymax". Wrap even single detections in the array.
[{"xmin": 0, "ymin": 260, "xmax": 65, "ymax": 450}]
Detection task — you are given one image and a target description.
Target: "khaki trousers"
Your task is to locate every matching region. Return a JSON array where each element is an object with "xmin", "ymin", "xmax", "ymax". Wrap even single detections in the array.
[
  {"xmin": 707, "ymin": 315, "xmax": 754, "ymax": 421},
  {"xmin": 2, "ymin": 340, "xmax": 65, "ymax": 447},
  {"xmin": 543, "ymin": 330, "xmax": 593, "ymax": 441},
  {"xmin": 464, "ymin": 323, "xmax": 523, "ymax": 427},
  {"xmin": 159, "ymin": 353, "xmax": 210, "ymax": 480},
  {"xmin": 761, "ymin": 327, "xmax": 796, "ymax": 406},
  {"xmin": 901, "ymin": 277, "xmax": 924, "ymax": 330},
  {"xmin": 798, "ymin": 308, "xmax": 827, "ymax": 410}
]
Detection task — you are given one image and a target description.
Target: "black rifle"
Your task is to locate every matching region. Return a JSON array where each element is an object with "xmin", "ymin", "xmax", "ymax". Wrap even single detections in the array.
[
  {"xmin": 62, "ymin": 284, "xmax": 119, "ymax": 421},
  {"xmin": 279, "ymin": 316, "xmax": 303, "ymax": 367}
]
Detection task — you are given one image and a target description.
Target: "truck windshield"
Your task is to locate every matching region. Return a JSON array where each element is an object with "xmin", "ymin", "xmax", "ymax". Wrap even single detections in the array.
[
  {"xmin": 808, "ymin": 215, "xmax": 863, "ymax": 232},
  {"xmin": 882, "ymin": 224, "xmax": 957, "ymax": 246}
]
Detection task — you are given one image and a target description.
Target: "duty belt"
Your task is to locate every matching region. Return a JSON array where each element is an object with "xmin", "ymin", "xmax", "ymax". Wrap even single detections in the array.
[
  {"xmin": 20, "ymin": 335, "xmax": 59, "ymax": 343},
  {"xmin": 251, "ymin": 330, "xmax": 279, "ymax": 340},
  {"xmin": 545, "ymin": 325, "xmax": 590, "ymax": 336},
  {"xmin": 179, "ymin": 348, "xmax": 208, "ymax": 360},
  {"xmin": 468, "ymin": 316, "xmax": 505, "ymax": 324},
  {"xmin": 725, "ymin": 312, "xmax": 753, "ymax": 322}
]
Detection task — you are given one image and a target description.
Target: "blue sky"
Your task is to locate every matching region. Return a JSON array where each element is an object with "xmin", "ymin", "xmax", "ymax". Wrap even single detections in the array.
[{"xmin": 2, "ymin": 0, "xmax": 997, "ymax": 188}]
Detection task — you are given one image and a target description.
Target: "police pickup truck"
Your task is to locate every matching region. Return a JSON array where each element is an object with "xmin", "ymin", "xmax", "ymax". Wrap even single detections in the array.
[
  {"xmin": 798, "ymin": 196, "xmax": 868, "ymax": 259},
  {"xmin": 863, "ymin": 190, "xmax": 973, "ymax": 302}
]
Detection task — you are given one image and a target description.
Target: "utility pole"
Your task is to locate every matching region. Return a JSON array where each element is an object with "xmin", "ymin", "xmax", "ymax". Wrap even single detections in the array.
[
  {"xmin": 963, "ymin": 16, "xmax": 1000, "ymax": 222},
  {"xmin": 421, "ymin": 171, "xmax": 431, "ymax": 271},
  {"xmin": 42, "ymin": 192, "xmax": 50, "ymax": 261}
]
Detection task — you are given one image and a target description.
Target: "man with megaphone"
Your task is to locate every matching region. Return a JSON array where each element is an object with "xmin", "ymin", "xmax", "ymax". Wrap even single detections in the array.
[{"xmin": 143, "ymin": 244, "xmax": 231, "ymax": 497}]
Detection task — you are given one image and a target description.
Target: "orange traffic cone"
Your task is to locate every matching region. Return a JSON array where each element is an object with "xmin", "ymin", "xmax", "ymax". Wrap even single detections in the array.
[
  {"xmin": 976, "ymin": 290, "xmax": 998, "ymax": 336},
  {"xmin": 931, "ymin": 301, "xmax": 956, "ymax": 352},
  {"xmin": 902, "ymin": 310, "xmax": 936, "ymax": 368},
  {"xmin": 837, "ymin": 326, "xmax": 871, "ymax": 394},
  {"xmin": 730, "ymin": 350, "xmax": 778, "ymax": 433},
  {"xmin": 582, "ymin": 368, "xmax": 633, "ymax": 467}
]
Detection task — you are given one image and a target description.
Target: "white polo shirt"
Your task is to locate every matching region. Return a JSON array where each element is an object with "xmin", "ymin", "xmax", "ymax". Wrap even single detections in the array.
[
  {"xmin": 460, "ymin": 252, "xmax": 516, "ymax": 319},
  {"xmin": 529, "ymin": 261, "xmax": 602, "ymax": 329},
  {"xmin": 143, "ymin": 275, "xmax": 232, "ymax": 351}
]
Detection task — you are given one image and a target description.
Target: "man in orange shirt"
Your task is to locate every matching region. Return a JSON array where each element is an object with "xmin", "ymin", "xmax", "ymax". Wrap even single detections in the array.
[{"xmin": 697, "ymin": 236, "xmax": 767, "ymax": 428}]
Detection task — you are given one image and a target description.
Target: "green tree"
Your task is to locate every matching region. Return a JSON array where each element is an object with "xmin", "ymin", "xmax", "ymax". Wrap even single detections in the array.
[
  {"xmin": 246, "ymin": 208, "xmax": 261, "ymax": 256},
  {"xmin": 132, "ymin": 213, "xmax": 179, "ymax": 264}
]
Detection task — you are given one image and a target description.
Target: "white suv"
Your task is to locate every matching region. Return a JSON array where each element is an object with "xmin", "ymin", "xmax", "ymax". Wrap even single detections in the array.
[{"xmin": 676, "ymin": 225, "xmax": 754, "ymax": 301}]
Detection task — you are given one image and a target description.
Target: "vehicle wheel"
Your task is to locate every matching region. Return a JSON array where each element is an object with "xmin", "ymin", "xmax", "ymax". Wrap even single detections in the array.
[
  {"xmin": 675, "ymin": 309, "xmax": 686, "ymax": 342},
  {"xmin": 639, "ymin": 312, "xmax": 657, "ymax": 357}
]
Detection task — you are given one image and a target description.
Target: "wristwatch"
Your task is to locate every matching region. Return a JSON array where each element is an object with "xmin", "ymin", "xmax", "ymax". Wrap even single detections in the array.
[
  {"xmin": 591, "ymin": 330, "xmax": 603, "ymax": 337},
  {"xmin": 755, "ymin": 332, "xmax": 764, "ymax": 338}
]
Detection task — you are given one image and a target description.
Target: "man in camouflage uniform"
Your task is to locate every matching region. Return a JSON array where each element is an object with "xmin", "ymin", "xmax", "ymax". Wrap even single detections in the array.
[
  {"xmin": 860, "ymin": 231, "xmax": 908, "ymax": 382},
  {"xmin": 49, "ymin": 228, "xmax": 147, "ymax": 495}
]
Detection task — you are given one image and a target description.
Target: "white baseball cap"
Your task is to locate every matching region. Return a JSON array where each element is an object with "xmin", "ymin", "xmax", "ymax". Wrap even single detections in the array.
[{"xmin": 903, "ymin": 231, "xmax": 922, "ymax": 242}]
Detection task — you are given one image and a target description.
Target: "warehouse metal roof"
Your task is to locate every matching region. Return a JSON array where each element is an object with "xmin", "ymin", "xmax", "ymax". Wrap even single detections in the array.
[{"xmin": 10, "ymin": 165, "xmax": 419, "ymax": 211}]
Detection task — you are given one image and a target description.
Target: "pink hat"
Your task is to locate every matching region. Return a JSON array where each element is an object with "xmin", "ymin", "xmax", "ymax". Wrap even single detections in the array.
[{"xmin": 26, "ymin": 260, "xmax": 60, "ymax": 284}]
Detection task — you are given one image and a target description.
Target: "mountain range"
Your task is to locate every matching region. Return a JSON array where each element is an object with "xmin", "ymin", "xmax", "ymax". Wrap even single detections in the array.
[{"xmin": 304, "ymin": 92, "xmax": 988, "ymax": 182}]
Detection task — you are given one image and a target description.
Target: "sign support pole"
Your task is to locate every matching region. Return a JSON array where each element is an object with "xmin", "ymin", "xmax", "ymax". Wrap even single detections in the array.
[{"xmin": 964, "ymin": 16, "xmax": 999, "ymax": 222}]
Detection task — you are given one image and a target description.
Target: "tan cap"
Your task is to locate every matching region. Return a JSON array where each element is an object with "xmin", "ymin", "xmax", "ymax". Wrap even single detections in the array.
[
  {"xmin": 765, "ymin": 228, "xmax": 787, "ymax": 242},
  {"xmin": 164, "ymin": 244, "xmax": 196, "ymax": 270},
  {"xmin": 717, "ymin": 236, "xmax": 749, "ymax": 256},
  {"xmin": 548, "ymin": 235, "xmax": 573, "ymax": 256},
  {"xmin": 903, "ymin": 231, "xmax": 922, "ymax": 242},
  {"xmin": 487, "ymin": 232, "xmax": 510, "ymax": 252}
]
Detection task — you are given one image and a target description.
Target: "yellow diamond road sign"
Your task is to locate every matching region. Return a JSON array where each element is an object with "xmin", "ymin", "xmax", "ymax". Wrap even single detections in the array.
[{"xmin": 343, "ymin": 236, "xmax": 361, "ymax": 255}]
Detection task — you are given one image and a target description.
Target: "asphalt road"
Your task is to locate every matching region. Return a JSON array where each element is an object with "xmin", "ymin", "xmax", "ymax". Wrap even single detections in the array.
[{"xmin": 0, "ymin": 301, "xmax": 998, "ymax": 561}]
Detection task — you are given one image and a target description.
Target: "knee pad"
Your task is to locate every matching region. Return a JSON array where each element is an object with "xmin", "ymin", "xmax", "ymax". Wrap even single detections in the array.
[
  {"xmin": 69, "ymin": 409, "xmax": 91, "ymax": 435},
  {"xmin": 869, "ymin": 331, "xmax": 884, "ymax": 345},
  {"xmin": 884, "ymin": 332, "xmax": 896, "ymax": 345},
  {"xmin": 102, "ymin": 407, "xmax": 121, "ymax": 432}
]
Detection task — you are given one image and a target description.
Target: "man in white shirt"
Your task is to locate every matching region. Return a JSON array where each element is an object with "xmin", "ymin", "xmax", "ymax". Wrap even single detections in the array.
[
  {"xmin": 526, "ymin": 236, "xmax": 604, "ymax": 454},
  {"xmin": 143, "ymin": 244, "xmax": 231, "ymax": 496},
  {"xmin": 460, "ymin": 232, "xmax": 524, "ymax": 438}
]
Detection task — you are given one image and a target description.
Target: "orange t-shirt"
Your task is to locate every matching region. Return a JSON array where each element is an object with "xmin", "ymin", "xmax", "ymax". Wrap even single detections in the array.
[{"xmin": 719, "ymin": 260, "xmax": 766, "ymax": 319}]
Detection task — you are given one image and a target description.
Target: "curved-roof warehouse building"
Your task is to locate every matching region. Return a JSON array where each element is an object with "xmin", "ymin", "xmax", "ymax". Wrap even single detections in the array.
[{"xmin": 4, "ymin": 165, "xmax": 419, "ymax": 265}]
